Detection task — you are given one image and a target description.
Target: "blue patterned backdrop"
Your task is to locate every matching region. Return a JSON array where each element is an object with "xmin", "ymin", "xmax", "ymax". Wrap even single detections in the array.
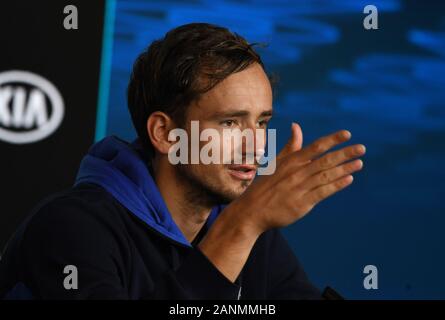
[{"xmin": 102, "ymin": 0, "xmax": 445, "ymax": 299}]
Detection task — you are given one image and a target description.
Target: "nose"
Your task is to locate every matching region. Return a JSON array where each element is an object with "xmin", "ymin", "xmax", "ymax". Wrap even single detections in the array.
[{"xmin": 240, "ymin": 125, "xmax": 266, "ymax": 163}]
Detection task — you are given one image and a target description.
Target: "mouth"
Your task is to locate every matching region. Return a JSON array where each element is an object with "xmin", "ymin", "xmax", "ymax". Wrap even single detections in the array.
[{"xmin": 227, "ymin": 164, "xmax": 257, "ymax": 181}]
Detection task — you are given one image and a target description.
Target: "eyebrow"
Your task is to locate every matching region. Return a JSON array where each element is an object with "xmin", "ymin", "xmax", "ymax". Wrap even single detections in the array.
[{"xmin": 211, "ymin": 109, "xmax": 273, "ymax": 119}]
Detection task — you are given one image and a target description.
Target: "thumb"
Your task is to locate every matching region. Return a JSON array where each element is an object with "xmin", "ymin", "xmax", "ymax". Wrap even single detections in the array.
[
  {"xmin": 285, "ymin": 122, "xmax": 303, "ymax": 152},
  {"xmin": 277, "ymin": 122, "xmax": 303, "ymax": 162}
]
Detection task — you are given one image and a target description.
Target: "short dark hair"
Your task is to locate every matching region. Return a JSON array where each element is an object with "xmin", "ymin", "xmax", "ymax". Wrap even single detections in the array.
[{"xmin": 127, "ymin": 22, "xmax": 269, "ymax": 159}]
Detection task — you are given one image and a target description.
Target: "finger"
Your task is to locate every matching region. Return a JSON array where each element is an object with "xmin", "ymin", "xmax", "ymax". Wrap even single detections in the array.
[
  {"xmin": 301, "ymin": 159, "xmax": 363, "ymax": 191},
  {"xmin": 304, "ymin": 174, "xmax": 354, "ymax": 206},
  {"xmin": 302, "ymin": 143, "xmax": 366, "ymax": 177},
  {"xmin": 277, "ymin": 123, "xmax": 303, "ymax": 161},
  {"xmin": 286, "ymin": 130, "xmax": 352, "ymax": 170}
]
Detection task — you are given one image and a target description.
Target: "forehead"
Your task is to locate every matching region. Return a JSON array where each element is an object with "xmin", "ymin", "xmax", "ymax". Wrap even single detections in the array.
[{"xmin": 190, "ymin": 63, "xmax": 273, "ymax": 118}]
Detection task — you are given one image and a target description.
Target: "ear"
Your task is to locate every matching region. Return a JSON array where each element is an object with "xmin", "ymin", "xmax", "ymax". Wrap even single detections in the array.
[{"xmin": 146, "ymin": 111, "xmax": 176, "ymax": 156}]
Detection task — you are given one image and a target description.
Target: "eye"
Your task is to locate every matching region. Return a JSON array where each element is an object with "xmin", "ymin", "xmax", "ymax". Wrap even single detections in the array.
[
  {"xmin": 220, "ymin": 119, "xmax": 236, "ymax": 127},
  {"xmin": 257, "ymin": 119, "xmax": 270, "ymax": 128}
]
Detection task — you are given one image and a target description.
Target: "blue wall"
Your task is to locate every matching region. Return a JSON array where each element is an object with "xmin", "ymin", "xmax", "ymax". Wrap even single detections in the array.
[{"xmin": 102, "ymin": 0, "xmax": 445, "ymax": 299}]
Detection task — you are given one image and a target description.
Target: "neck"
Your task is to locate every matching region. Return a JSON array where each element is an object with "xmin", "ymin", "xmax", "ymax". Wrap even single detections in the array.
[{"xmin": 152, "ymin": 157, "xmax": 212, "ymax": 243}]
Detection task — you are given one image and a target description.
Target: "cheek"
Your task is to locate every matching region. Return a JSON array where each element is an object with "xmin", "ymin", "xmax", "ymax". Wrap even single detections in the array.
[
  {"xmin": 256, "ymin": 130, "xmax": 267, "ymax": 153},
  {"xmin": 199, "ymin": 127, "xmax": 235, "ymax": 163},
  {"xmin": 221, "ymin": 134, "xmax": 235, "ymax": 158}
]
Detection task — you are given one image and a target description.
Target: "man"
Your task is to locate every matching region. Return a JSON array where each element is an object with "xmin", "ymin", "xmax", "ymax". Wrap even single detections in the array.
[{"xmin": 0, "ymin": 23, "xmax": 365, "ymax": 299}]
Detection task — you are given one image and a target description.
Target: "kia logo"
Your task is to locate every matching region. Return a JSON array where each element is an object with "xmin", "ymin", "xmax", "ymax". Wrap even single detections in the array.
[{"xmin": 0, "ymin": 70, "xmax": 64, "ymax": 144}]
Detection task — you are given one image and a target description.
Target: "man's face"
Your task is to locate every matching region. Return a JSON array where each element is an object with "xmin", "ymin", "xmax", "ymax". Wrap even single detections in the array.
[{"xmin": 174, "ymin": 63, "xmax": 273, "ymax": 204}]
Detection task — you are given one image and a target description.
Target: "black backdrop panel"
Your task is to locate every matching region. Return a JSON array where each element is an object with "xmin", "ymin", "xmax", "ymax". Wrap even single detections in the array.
[{"xmin": 0, "ymin": 1, "xmax": 105, "ymax": 248}]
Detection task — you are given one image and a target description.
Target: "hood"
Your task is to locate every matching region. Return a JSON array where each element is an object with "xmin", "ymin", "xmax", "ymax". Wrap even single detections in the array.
[{"xmin": 74, "ymin": 136, "xmax": 223, "ymax": 247}]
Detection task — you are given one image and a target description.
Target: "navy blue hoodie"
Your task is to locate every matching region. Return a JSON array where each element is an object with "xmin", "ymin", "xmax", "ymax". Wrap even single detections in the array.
[{"xmin": 0, "ymin": 136, "xmax": 321, "ymax": 300}]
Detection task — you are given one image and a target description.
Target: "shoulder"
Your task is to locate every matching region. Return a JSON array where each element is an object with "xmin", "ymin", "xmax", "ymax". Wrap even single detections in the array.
[
  {"xmin": 20, "ymin": 183, "xmax": 125, "ymax": 252},
  {"xmin": 27, "ymin": 183, "xmax": 121, "ymax": 226}
]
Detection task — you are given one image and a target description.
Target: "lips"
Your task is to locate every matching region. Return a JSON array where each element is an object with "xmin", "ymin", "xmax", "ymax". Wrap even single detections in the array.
[{"xmin": 227, "ymin": 164, "xmax": 257, "ymax": 181}]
